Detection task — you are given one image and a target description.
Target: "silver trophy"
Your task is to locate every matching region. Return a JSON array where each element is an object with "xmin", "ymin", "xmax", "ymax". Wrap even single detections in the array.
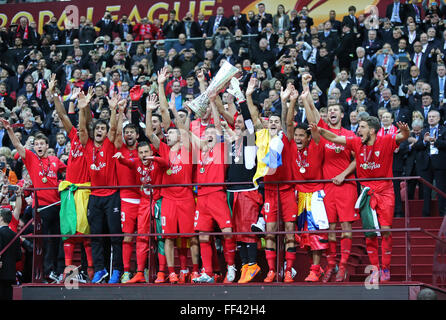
[{"xmin": 188, "ymin": 61, "xmax": 239, "ymax": 118}]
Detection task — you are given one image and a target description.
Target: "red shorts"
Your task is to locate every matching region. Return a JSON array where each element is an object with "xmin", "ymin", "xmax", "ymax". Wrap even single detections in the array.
[
  {"xmin": 194, "ymin": 191, "xmax": 232, "ymax": 231},
  {"xmin": 137, "ymin": 198, "xmax": 152, "ymax": 241},
  {"xmin": 369, "ymin": 187, "xmax": 395, "ymax": 227},
  {"xmin": 160, "ymin": 197, "xmax": 196, "ymax": 238},
  {"xmin": 324, "ymin": 183, "xmax": 359, "ymax": 223},
  {"xmin": 230, "ymin": 190, "xmax": 263, "ymax": 243},
  {"xmin": 262, "ymin": 188, "xmax": 298, "ymax": 223},
  {"xmin": 121, "ymin": 200, "xmax": 140, "ymax": 233}
]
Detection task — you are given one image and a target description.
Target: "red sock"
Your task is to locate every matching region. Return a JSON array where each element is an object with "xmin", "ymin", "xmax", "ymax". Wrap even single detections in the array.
[
  {"xmin": 340, "ymin": 238, "xmax": 352, "ymax": 267},
  {"xmin": 168, "ymin": 266, "xmax": 175, "ymax": 274},
  {"xmin": 136, "ymin": 239, "xmax": 148, "ymax": 271},
  {"xmin": 366, "ymin": 237, "xmax": 380, "ymax": 268},
  {"xmin": 158, "ymin": 253, "xmax": 167, "ymax": 272},
  {"xmin": 381, "ymin": 235, "xmax": 392, "ymax": 270},
  {"xmin": 265, "ymin": 250, "xmax": 276, "ymax": 272},
  {"xmin": 63, "ymin": 241, "xmax": 74, "ymax": 266},
  {"xmin": 223, "ymin": 237, "xmax": 236, "ymax": 266},
  {"xmin": 192, "ymin": 264, "xmax": 200, "ymax": 273},
  {"xmin": 326, "ymin": 240, "xmax": 337, "ymax": 267},
  {"xmin": 285, "ymin": 251, "xmax": 296, "ymax": 272},
  {"xmin": 211, "ymin": 240, "xmax": 220, "ymax": 272},
  {"xmin": 83, "ymin": 239, "xmax": 94, "ymax": 267},
  {"xmin": 122, "ymin": 242, "xmax": 133, "ymax": 272},
  {"xmin": 179, "ymin": 247, "xmax": 188, "ymax": 270},
  {"xmin": 200, "ymin": 242, "xmax": 213, "ymax": 275}
]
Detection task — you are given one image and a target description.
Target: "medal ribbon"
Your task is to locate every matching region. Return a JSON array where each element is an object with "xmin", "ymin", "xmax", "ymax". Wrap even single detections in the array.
[
  {"xmin": 39, "ymin": 158, "xmax": 50, "ymax": 179},
  {"xmin": 297, "ymin": 148, "xmax": 308, "ymax": 169}
]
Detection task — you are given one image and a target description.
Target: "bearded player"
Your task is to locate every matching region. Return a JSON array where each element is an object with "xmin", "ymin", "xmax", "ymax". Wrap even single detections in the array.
[
  {"xmin": 317, "ymin": 116, "xmax": 410, "ymax": 283},
  {"xmin": 114, "ymin": 105, "xmax": 141, "ymax": 283},
  {"xmin": 245, "ymin": 79, "xmax": 299, "ymax": 283},
  {"xmin": 146, "ymin": 93, "xmax": 200, "ymax": 284},
  {"xmin": 300, "ymin": 74, "xmax": 359, "ymax": 282},
  {"xmin": 113, "ymin": 137, "xmax": 168, "ymax": 283}
]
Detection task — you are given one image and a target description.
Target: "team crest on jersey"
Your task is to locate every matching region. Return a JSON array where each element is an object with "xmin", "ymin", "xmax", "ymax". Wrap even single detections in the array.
[
  {"xmin": 100, "ymin": 151, "xmax": 104, "ymax": 157},
  {"xmin": 375, "ymin": 151, "xmax": 380, "ymax": 157}
]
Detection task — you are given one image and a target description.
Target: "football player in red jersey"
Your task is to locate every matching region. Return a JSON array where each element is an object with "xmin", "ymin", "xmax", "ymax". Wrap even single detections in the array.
[
  {"xmin": 114, "ymin": 101, "xmax": 142, "ymax": 283},
  {"xmin": 300, "ymin": 74, "xmax": 359, "ymax": 282},
  {"xmin": 49, "ymin": 75, "xmax": 95, "ymax": 282},
  {"xmin": 146, "ymin": 93, "xmax": 200, "ymax": 284},
  {"xmin": 317, "ymin": 116, "xmax": 410, "ymax": 284},
  {"xmin": 188, "ymin": 93, "xmax": 236, "ymax": 284},
  {"xmin": 113, "ymin": 139, "xmax": 168, "ymax": 283},
  {"xmin": 79, "ymin": 91, "xmax": 124, "ymax": 284},
  {"xmin": 1, "ymin": 119, "xmax": 66, "ymax": 282},
  {"xmin": 245, "ymin": 80, "xmax": 299, "ymax": 283}
]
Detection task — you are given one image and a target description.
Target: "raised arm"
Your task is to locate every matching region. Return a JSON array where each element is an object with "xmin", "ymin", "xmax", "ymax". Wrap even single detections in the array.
[
  {"xmin": 1, "ymin": 118, "xmax": 26, "ymax": 159},
  {"xmin": 157, "ymin": 67, "xmax": 173, "ymax": 129},
  {"xmin": 145, "ymin": 94, "xmax": 161, "ymax": 150},
  {"xmin": 301, "ymin": 73, "xmax": 320, "ymax": 124},
  {"xmin": 286, "ymin": 87, "xmax": 299, "ymax": 141},
  {"xmin": 214, "ymin": 93, "xmax": 235, "ymax": 126},
  {"xmin": 319, "ymin": 126, "xmax": 347, "ymax": 145},
  {"xmin": 77, "ymin": 91, "xmax": 92, "ymax": 146},
  {"xmin": 395, "ymin": 121, "xmax": 410, "ymax": 144},
  {"xmin": 245, "ymin": 76, "xmax": 263, "ymax": 131},
  {"xmin": 280, "ymin": 83, "xmax": 293, "ymax": 133},
  {"xmin": 114, "ymin": 99, "xmax": 127, "ymax": 149},
  {"xmin": 309, "ymin": 122, "xmax": 321, "ymax": 145},
  {"xmin": 106, "ymin": 92, "xmax": 120, "ymax": 143},
  {"xmin": 49, "ymin": 74, "xmax": 73, "ymax": 133},
  {"xmin": 196, "ymin": 68, "xmax": 207, "ymax": 93}
]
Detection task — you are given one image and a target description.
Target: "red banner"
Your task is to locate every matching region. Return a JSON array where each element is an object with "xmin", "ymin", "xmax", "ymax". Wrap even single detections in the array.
[{"xmin": 0, "ymin": 0, "xmax": 393, "ymax": 35}]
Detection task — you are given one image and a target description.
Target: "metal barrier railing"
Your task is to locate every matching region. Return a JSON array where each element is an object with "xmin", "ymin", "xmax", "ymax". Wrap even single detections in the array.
[{"xmin": 1, "ymin": 176, "xmax": 445, "ymax": 285}]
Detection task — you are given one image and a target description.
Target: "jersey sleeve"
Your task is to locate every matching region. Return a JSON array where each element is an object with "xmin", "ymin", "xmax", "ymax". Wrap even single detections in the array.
[
  {"xmin": 23, "ymin": 149, "xmax": 36, "ymax": 168},
  {"xmin": 317, "ymin": 118, "xmax": 329, "ymax": 130},
  {"xmin": 345, "ymin": 135, "xmax": 360, "ymax": 153},
  {"xmin": 157, "ymin": 142, "xmax": 170, "ymax": 162},
  {"xmin": 68, "ymin": 127, "xmax": 78, "ymax": 142}
]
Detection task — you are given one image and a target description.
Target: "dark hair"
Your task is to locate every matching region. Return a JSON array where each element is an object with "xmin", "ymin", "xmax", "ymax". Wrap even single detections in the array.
[
  {"xmin": 361, "ymin": 116, "xmax": 381, "ymax": 133},
  {"xmin": 123, "ymin": 123, "xmax": 138, "ymax": 132},
  {"xmin": 93, "ymin": 119, "xmax": 110, "ymax": 132},
  {"xmin": 294, "ymin": 123, "xmax": 310, "ymax": 136},
  {"xmin": 0, "ymin": 208, "xmax": 12, "ymax": 224},
  {"xmin": 34, "ymin": 133, "xmax": 49, "ymax": 145},
  {"xmin": 137, "ymin": 141, "xmax": 151, "ymax": 149},
  {"xmin": 348, "ymin": 6, "xmax": 356, "ymax": 12},
  {"xmin": 327, "ymin": 104, "xmax": 345, "ymax": 113},
  {"xmin": 151, "ymin": 113, "xmax": 162, "ymax": 123},
  {"xmin": 422, "ymin": 92, "xmax": 432, "ymax": 98}
]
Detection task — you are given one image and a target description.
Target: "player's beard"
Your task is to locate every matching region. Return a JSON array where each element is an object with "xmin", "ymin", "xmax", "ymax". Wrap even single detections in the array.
[{"xmin": 362, "ymin": 132, "xmax": 371, "ymax": 145}]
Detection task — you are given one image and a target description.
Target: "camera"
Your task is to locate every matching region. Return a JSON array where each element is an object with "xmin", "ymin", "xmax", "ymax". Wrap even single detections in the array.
[
  {"xmin": 0, "ymin": 162, "xmax": 5, "ymax": 170},
  {"xmin": 8, "ymin": 185, "xmax": 18, "ymax": 192}
]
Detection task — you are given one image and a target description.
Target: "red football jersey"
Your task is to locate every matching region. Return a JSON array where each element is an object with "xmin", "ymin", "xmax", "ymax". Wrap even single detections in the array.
[
  {"xmin": 195, "ymin": 142, "xmax": 227, "ymax": 195},
  {"xmin": 263, "ymin": 133, "xmax": 294, "ymax": 191},
  {"xmin": 345, "ymin": 134, "xmax": 398, "ymax": 192},
  {"xmin": 157, "ymin": 141, "xmax": 194, "ymax": 200},
  {"xmin": 84, "ymin": 137, "xmax": 118, "ymax": 197},
  {"xmin": 23, "ymin": 149, "xmax": 67, "ymax": 206},
  {"xmin": 117, "ymin": 143, "xmax": 140, "ymax": 200},
  {"xmin": 66, "ymin": 127, "xmax": 90, "ymax": 184},
  {"xmin": 318, "ymin": 119, "xmax": 356, "ymax": 182},
  {"xmin": 291, "ymin": 139, "xmax": 324, "ymax": 193},
  {"xmin": 190, "ymin": 118, "xmax": 214, "ymax": 139},
  {"xmin": 118, "ymin": 156, "xmax": 168, "ymax": 201}
]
